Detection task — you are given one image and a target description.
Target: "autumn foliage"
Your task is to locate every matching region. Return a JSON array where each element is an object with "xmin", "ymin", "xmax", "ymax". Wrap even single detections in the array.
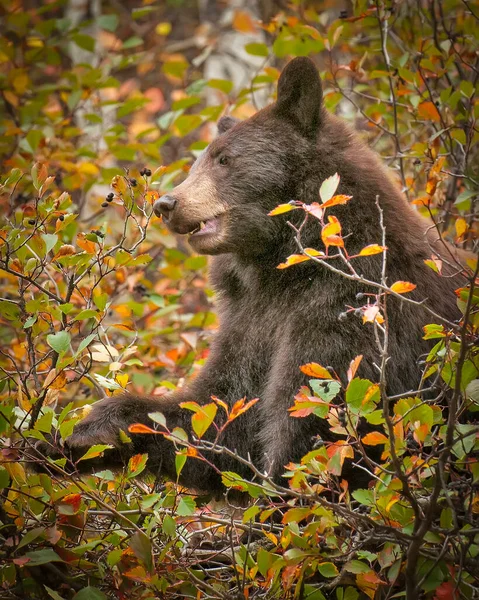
[{"xmin": 0, "ymin": 1, "xmax": 478, "ymax": 599}]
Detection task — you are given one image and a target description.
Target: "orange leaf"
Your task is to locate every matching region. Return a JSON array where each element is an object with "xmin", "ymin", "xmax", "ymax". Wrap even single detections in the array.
[
  {"xmin": 347, "ymin": 355, "xmax": 363, "ymax": 382},
  {"xmin": 232, "ymin": 10, "xmax": 256, "ymax": 33},
  {"xmin": 62, "ymin": 493, "xmax": 82, "ymax": 512},
  {"xmin": 300, "ymin": 362, "xmax": 333, "ymax": 379},
  {"xmin": 53, "ymin": 244, "xmax": 76, "ymax": 259},
  {"xmin": 268, "ymin": 203, "xmax": 300, "ymax": 216},
  {"xmin": 418, "ymin": 101, "xmax": 441, "ymax": 122},
  {"xmin": 229, "ymin": 397, "xmax": 259, "ymax": 421},
  {"xmin": 128, "ymin": 423, "xmax": 161, "ymax": 435},
  {"xmin": 390, "ymin": 280, "xmax": 417, "ymax": 294},
  {"xmin": 129, "ymin": 454, "xmax": 143, "ymax": 472},
  {"xmin": 77, "ymin": 233, "xmax": 96, "ymax": 254},
  {"xmin": 358, "ymin": 244, "xmax": 387, "ymax": 256},
  {"xmin": 362, "ymin": 432, "xmax": 388, "ymax": 446},
  {"xmin": 321, "ymin": 194, "xmax": 352, "ymax": 209}
]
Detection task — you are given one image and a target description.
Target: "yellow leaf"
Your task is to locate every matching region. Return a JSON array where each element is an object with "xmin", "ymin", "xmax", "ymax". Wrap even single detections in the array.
[
  {"xmin": 191, "ymin": 402, "xmax": 217, "ymax": 438},
  {"xmin": 268, "ymin": 203, "xmax": 300, "ymax": 216},
  {"xmin": 115, "ymin": 374, "xmax": 129, "ymax": 388},
  {"xmin": 155, "ymin": 22, "xmax": 171, "ymax": 36},
  {"xmin": 300, "ymin": 363, "xmax": 334, "ymax": 379},
  {"xmin": 455, "ymin": 217, "xmax": 468, "ymax": 239},
  {"xmin": 390, "ymin": 280, "xmax": 417, "ymax": 294},
  {"xmin": 358, "ymin": 244, "xmax": 387, "ymax": 256},
  {"xmin": 109, "ymin": 361, "xmax": 123, "ymax": 372},
  {"xmin": 277, "ymin": 254, "xmax": 310, "ymax": 269},
  {"xmin": 321, "ymin": 215, "xmax": 344, "ymax": 249}
]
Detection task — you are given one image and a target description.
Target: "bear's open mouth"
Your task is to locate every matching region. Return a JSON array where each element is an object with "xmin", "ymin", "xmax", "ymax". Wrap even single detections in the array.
[{"xmin": 188, "ymin": 214, "xmax": 223, "ymax": 238}]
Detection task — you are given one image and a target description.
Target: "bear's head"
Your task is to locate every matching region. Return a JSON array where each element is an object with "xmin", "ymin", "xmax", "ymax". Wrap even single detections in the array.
[{"xmin": 153, "ymin": 57, "xmax": 324, "ymax": 256}]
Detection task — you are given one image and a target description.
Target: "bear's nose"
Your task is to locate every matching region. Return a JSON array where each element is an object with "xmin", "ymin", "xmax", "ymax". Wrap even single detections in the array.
[{"xmin": 153, "ymin": 195, "xmax": 177, "ymax": 218}]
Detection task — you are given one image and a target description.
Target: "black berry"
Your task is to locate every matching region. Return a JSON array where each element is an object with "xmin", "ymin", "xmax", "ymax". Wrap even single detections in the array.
[
  {"xmin": 130, "ymin": 178, "xmax": 137, "ymax": 187},
  {"xmin": 101, "ymin": 202, "xmax": 109, "ymax": 208}
]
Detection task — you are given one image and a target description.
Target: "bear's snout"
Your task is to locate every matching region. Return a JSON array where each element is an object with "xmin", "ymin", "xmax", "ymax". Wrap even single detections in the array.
[{"xmin": 153, "ymin": 195, "xmax": 177, "ymax": 219}]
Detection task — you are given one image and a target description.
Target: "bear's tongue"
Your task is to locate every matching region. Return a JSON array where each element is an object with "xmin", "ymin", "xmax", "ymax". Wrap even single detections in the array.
[{"xmin": 191, "ymin": 217, "xmax": 219, "ymax": 236}]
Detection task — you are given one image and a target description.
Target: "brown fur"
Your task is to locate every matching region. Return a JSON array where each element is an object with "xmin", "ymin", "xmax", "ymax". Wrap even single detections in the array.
[{"xmin": 47, "ymin": 58, "xmax": 465, "ymax": 494}]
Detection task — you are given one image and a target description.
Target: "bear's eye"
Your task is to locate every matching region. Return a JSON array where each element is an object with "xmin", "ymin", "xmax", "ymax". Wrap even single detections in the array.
[{"xmin": 218, "ymin": 156, "xmax": 229, "ymax": 166}]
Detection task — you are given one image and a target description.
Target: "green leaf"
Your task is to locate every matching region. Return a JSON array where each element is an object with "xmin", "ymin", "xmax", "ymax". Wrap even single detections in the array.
[
  {"xmin": 34, "ymin": 410, "xmax": 53, "ymax": 434},
  {"xmin": 46, "ymin": 331, "xmax": 71, "ymax": 355},
  {"xmin": 123, "ymin": 36, "xmax": 143, "ymax": 49},
  {"xmin": 0, "ymin": 466, "xmax": 9, "ymax": 489},
  {"xmin": 97, "ymin": 14, "xmax": 119, "ymax": 31},
  {"xmin": 320, "ymin": 173, "xmax": 340, "ymax": 203},
  {"xmin": 162, "ymin": 514, "xmax": 176, "ymax": 536},
  {"xmin": 78, "ymin": 444, "xmax": 113, "ymax": 462},
  {"xmin": 77, "ymin": 333, "xmax": 96, "ymax": 355},
  {"xmin": 207, "ymin": 79, "xmax": 234, "ymax": 94},
  {"xmin": 73, "ymin": 588, "xmax": 108, "ymax": 600},
  {"xmin": 74, "ymin": 309, "xmax": 98, "ymax": 321},
  {"xmin": 17, "ymin": 527, "xmax": 45, "ymax": 550},
  {"xmin": 72, "ymin": 34, "xmax": 95, "ymax": 53},
  {"xmin": 317, "ymin": 562, "xmax": 339, "ymax": 578},
  {"xmin": 24, "ymin": 549, "xmax": 63, "ymax": 566},
  {"xmin": 42, "ymin": 233, "xmax": 58, "ymax": 255},
  {"xmin": 174, "ymin": 115, "xmax": 203, "ymax": 136},
  {"xmin": 130, "ymin": 531, "xmax": 153, "ymax": 573},
  {"xmin": 244, "ymin": 42, "xmax": 269, "ymax": 57},
  {"xmin": 176, "ymin": 496, "xmax": 196, "ymax": 516}
]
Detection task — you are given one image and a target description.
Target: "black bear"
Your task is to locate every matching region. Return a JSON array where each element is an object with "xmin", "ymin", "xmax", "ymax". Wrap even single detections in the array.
[{"xmin": 47, "ymin": 57, "xmax": 464, "ymax": 494}]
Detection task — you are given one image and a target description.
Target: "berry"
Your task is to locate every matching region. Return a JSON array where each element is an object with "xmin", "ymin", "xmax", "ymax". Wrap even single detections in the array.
[
  {"xmin": 130, "ymin": 178, "xmax": 137, "ymax": 187},
  {"xmin": 101, "ymin": 202, "xmax": 109, "ymax": 208},
  {"xmin": 107, "ymin": 192, "xmax": 114, "ymax": 200},
  {"xmin": 59, "ymin": 215, "xmax": 65, "ymax": 221},
  {"xmin": 28, "ymin": 219, "xmax": 36, "ymax": 225},
  {"xmin": 144, "ymin": 168, "xmax": 152, "ymax": 176}
]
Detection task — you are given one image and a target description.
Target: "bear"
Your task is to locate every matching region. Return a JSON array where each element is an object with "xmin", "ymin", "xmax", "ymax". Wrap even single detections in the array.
[{"xmin": 43, "ymin": 57, "xmax": 465, "ymax": 495}]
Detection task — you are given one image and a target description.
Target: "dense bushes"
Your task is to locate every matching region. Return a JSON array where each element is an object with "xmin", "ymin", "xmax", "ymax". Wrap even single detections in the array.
[{"xmin": 0, "ymin": 1, "xmax": 477, "ymax": 598}]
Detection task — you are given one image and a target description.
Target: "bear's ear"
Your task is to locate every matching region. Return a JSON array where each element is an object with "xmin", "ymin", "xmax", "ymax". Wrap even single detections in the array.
[
  {"xmin": 217, "ymin": 115, "xmax": 239, "ymax": 135},
  {"xmin": 275, "ymin": 57, "xmax": 323, "ymax": 136}
]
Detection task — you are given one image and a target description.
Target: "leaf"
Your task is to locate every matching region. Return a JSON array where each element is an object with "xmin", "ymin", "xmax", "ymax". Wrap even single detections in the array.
[
  {"xmin": 303, "ymin": 202, "xmax": 323, "ymax": 219},
  {"xmin": 277, "ymin": 254, "xmax": 311, "ymax": 269},
  {"xmin": 128, "ymin": 453, "xmax": 148, "ymax": 477},
  {"xmin": 42, "ymin": 234, "xmax": 58, "ymax": 255},
  {"xmin": 321, "ymin": 194, "xmax": 352, "ymax": 209},
  {"xmin": 317, "ymin": 562, "xmax": 339, "ymax": 578},
  {"xmin": 176, "ymin": 496, "xmax": 196, "ymax": 517},
  {"xmin": 129, "ymin": 531, "xmax": 153, "ymax": 574},
  {"xmin": 57, "ymin": 493, "xmax": 81, "ymax": 515},
  {"xmin": 347, "ymin": 355, "xmax": 363, "ymax": 382},
  {"xmin": 24, "ymin": 549, "xmax": 63, "ymax": 566},
  {"xmin": 128, "ymin": 423, "xmax": 161, "ymax": 435},
  {"xmin": 358, "ymin": 244, "xmax": 386, "ymax": 256},
  {"xmin": 390, "ymin": 281, "xmax": 417, "ymax": 294},
  {"xmin": 46, "ymin": 331, "xmax": 71, "ymax": 355},
  {"xmin": 31, "ymin": 162, "xmax": 48, "ymax": 191},
  {"xmin": 73, "ymin": 588, "xmax": 107, "ymax": 600},
  {"xmin": 319, "ymin": 173, "xmax": 340, "ymax": 203},
  {"xmin": 191, "ymin": 403, "xmax": 217, "ymax": 438},
  {"xmin": 361, "ymin": 432, "xmax": 388, "ymax": 446},
  {"xmin": 77, "ymin": 233, "xmax": 96, "ymax": 254},
  {"xmin": 77, "ymin": 444, "xmax": 113, "ymax": 462},
  {"xmin": 229, "ymin": 397, "xmax": 259, "ymax": 421},
  {"xmin": 300, "ymin": 363, "xmax": 333, "ymax": 379},
  {"xmin": 268, "ymin": 203, "xmax": 300, "ymax": 216},
  {"xmin": 245, "ymin": 42, "xmax": 268, "ymax": 57},
  {"xmin": 72, "ymin": 34, "xmax": 95, "ymax": 52},
  {"xmin": 232, "ymin": 10, "xmax": 256, "ymax": 33},
  {"xmin": 455, "ymin": 217, "xmax": 468, "ymax": 239},
  {"xmin": 321, "ymin": 215, "xmax": 343, "ymax": 249},
  {"xmin": 418, "ymin": 101, "xmax": 441, "ymax": 122},
  {"xmin": 277, "ymin": 249, "xmax": 323, "ymax": 269},
  {"xmin": 362, "ymin": 305, "xmax": 384, "ymax": 324}
]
